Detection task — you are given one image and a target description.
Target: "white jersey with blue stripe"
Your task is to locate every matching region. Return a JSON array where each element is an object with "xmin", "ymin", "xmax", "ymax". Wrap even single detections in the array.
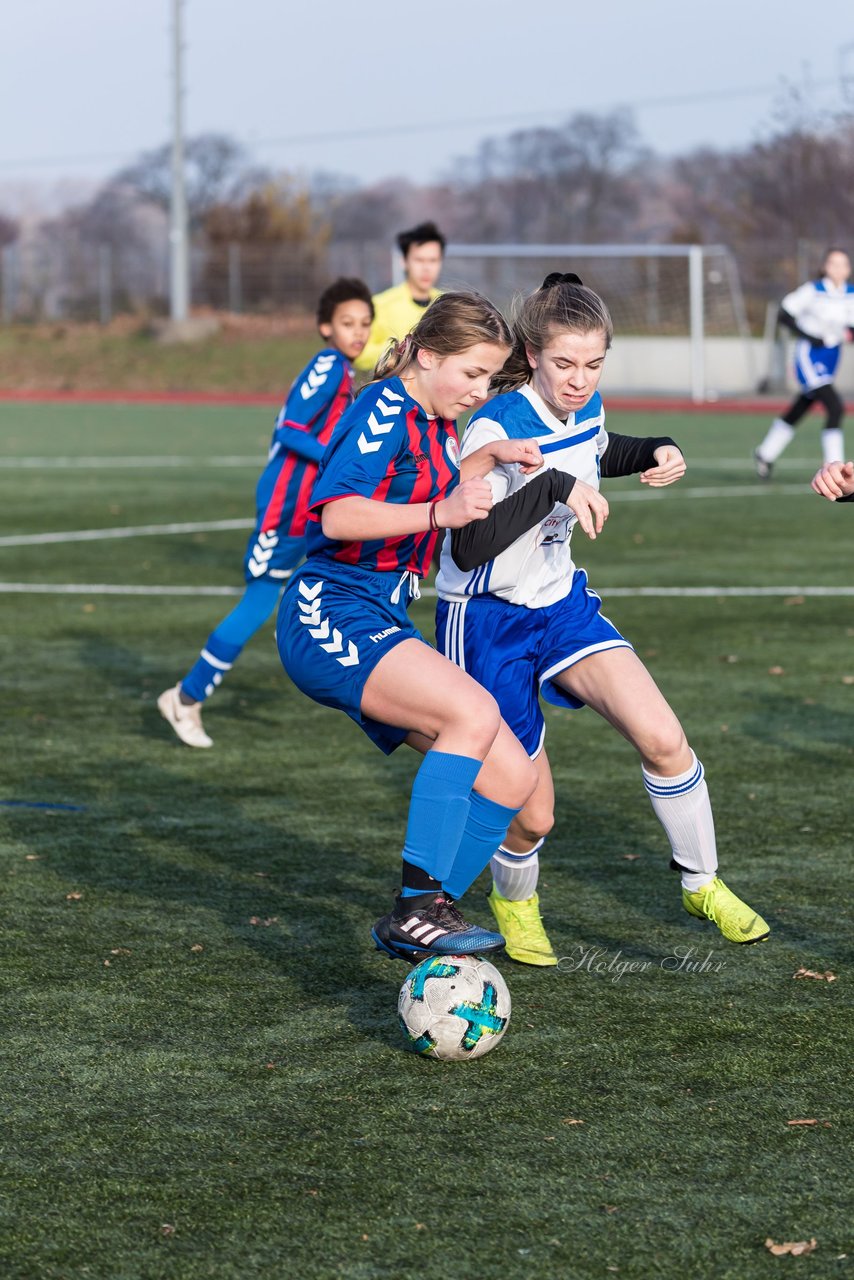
[
  {"xmin": 782, "ymin": 277, "xmax": 854, "ymax": 349},
  {"xmin": 436, "ymin": 383, "xmax": 607, "ymax": 609}
]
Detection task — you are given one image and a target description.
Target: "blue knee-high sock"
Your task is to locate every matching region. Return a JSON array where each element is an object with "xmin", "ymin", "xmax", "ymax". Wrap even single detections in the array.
[
  {"xmin": 399, "ymin": 752, "xmax": 481, "ymax": 896},
  {"xmin": 181, "ymin": 578, "xmax": 281, "ymax": 702},
  {"xmin": 442, "ymin": 791, "xmax": 521, "ymax": 901}
]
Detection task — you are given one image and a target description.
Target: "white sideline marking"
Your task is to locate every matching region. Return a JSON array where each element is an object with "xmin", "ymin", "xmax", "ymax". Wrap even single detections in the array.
[
  {"xmin": 0, "ymin": 482, "xmax": 820, "ymax": 550},
  {"xmin": 608, "ymin": 483, "xmax": 809, "ymax": 502},
  {"xmin": 0, "ymin": 456, "xmax": 261, "ymax": 469},
  {"xmin": 0, "ymin": 518, "xmax": 254, "ymax": 547},
  {"xmin": 0, "ymin": 581, "xmax": 852, "ymax": 599},
  {"xmin": 0, "ymin": 455, "xmax": 817, "ymax": 472}
]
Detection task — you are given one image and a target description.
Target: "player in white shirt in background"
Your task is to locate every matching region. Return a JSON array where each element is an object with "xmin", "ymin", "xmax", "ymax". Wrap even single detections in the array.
[
  {"xmin": 436, "ymin": 272, "xmax": 771, "ymax": 964},
  {"xmin": 754, "ymin": 248, "xmax": 854, "ymax": 479}
]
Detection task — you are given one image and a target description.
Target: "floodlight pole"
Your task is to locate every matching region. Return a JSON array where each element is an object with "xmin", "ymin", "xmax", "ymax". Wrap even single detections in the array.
[{"xmin": 169, "ymin": 0, "xmax": 190, "ymax": 322}]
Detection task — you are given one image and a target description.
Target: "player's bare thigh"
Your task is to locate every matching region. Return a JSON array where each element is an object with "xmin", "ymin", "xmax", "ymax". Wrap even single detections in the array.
[
  {"xmin": 361, "ymin": 637, "xmax": 501, "ymax": 756},
  {"xmin": 554, "ymin": 647, "xmax": 691, "ymax": 775}
]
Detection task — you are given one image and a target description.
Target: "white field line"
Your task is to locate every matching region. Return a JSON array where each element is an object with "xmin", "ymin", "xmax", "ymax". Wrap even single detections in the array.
[
  {"xmin": 0, "ymin": 518, "xmax": 254, "ymax": 547},
  {"xmin": 0, "ymin": 456, "xmax": 819, "ymax": 474},
  {"xmin": 0, "ymin": 482, "xmax": 821, "ymax": 551},
  {"xmin": 608, "ymin": 483, "xmax": 810, "ymax": 502},
  {"xmin": 1, "ymin": 581, "xmax": 853, "ymax": 599},
  {"xmin": 0, "ymin": 456, "xmax": 262, "ymax": 468}
]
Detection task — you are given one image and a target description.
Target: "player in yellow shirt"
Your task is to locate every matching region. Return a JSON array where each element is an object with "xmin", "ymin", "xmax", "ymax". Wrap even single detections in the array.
[{"xmin": 355, "ymin": 221, "xmax": 445, "ymax": 372}]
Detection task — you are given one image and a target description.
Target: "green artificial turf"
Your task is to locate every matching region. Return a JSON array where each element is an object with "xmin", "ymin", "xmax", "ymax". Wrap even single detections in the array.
[{"xmin": 0, "ymin": 404, "xmax": 851, "ymax": 1279}]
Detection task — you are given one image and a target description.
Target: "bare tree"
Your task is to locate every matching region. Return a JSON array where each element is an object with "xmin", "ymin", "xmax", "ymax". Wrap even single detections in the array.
[{"xmin": 112, "ymin": 133, "xmax": 269, "ymax": 230}]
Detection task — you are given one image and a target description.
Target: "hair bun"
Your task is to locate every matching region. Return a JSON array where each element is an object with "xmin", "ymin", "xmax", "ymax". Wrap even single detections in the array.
[{"xmin": 541, "ymin": 271, "xmax": 584, "ymax": 290}]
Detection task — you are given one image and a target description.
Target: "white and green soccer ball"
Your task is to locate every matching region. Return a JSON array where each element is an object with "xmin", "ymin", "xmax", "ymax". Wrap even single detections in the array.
[{"xmin": 397, "ymin": 954, "xmax": 511, "ymax": 1061}]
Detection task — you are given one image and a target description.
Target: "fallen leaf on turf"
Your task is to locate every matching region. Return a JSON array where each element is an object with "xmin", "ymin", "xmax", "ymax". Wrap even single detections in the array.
[
  {"xmin": 602, "ymin": 1205, "xmax": 618, "ymax": 1214},
  {"xmin": 103, "ymin": 959, "xmax": 110, "ymax": 966},
  {"xmin": 24, "ymin": 855, "xmax": 40, "ymax": 861},
  {"xmin": 110, "ymin": 948, "xmax": 131, "ymax": 956},
  {"xmin": 765, "ymin": 1237, "xmax": 817, "ymax": 1256},
  {"xmin": 622, "ymin": 854, "xmax": 640, "ymax": 861},
  {"xmin": 160, "ymin": 1224, "xmax": 176, "ymax": 1237},
  {"xmin": 787, "ymin": 1119, "xmax": 818, "ymax": 1126},
  {"xmin": 190, "ymin": 944, "xmax": 203, "ymax": 953},
  {"xmin": 842, "ymin": 676, "xmax": 854, "ymax": 685},
  {"xmin": 784, "ymin": 596, "xmax": 805, "ymax": 606},
  {"xmin": 720, "ymin": 654, "xmax": 739, "ymax": 663},
  {"xmin": 249, "ymin": 916, "xmax": 279, "ymax": 927},
  {"xmin": 793, "ymin": 967, "xmax": 837, "ymax": 982},
  {"xmin": 65, "ymin": 891, "xmax": 83, "ymax": 901},
  {"xmin": 768, "ymin": 666, "xmax": 785, "ymax": 676},
  {"xmin": 562, "ymin": 1117, "xmax": 584, "ymax": 1125},
  {"xmin": 82, "ymin": 603, "xmax": 95, "ymax": 613}
]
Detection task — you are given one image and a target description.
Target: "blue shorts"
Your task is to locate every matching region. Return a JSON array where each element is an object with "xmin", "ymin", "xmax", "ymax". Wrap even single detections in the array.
[
  {"xmin": 794, "ymin": 340, "xmax": 841, "ymax": 391},
  {"xmin": 436, "ymin": 569, "xmax": 631, "ymax": 757},
  {"xmin": 277, "ymin": 557, "xmax": 427, "ymax": 754},
  {"xmin": 243, "ymin": 525, "xmax": 305, "ymax": 584}
]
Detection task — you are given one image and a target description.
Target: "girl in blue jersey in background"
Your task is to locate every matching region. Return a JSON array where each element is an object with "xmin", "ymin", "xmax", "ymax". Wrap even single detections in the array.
[
  {"xmin": 436, "ymin": 273, "xmax": 770, "ymax": 963},
  {"xmin": 277, "ymin": 292, "xmax": 543, "ymax": 961},
  {"xmin": 158, "ymin": 278, "xmax": 373, "ymax": 748}
]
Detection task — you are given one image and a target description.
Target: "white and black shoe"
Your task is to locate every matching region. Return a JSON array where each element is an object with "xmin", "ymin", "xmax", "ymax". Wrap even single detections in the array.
[
  {"xmin": 372, "ymin": 892, "xmax": 504, "ymax": 963},
  {"xmin": 753, "ymin": 449, "xmax": 773, "ymax": 481},
  {"xmin": 157, "ymin": 684, "xmax": 213, "ymax": 749}
]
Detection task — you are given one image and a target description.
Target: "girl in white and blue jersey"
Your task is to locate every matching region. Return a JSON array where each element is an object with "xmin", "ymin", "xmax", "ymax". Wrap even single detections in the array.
[
  {"xmin": 754, "ymin": 248, "xmax": 854, "ymax": 479},
  {"xmin": 436, "ymin": 273, "xmax": 770, "ymax": 962}
]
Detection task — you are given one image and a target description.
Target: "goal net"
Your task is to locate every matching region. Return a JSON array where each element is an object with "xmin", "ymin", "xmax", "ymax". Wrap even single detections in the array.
[{"xmin": 398, "ymin": 244, "xmax": 756, "ymax": 401}]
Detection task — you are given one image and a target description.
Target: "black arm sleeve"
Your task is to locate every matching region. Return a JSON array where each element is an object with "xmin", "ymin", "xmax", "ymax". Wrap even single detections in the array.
[
  {"xmin": 838, "ymin": 491, "xmax": 854, "ymax": 503},
  {"xmin": 777, "ymin": 306, "xmax": 816, "ymax": 343},
  {"xmin": 600, "ymin": 433, "xmax": 678, "ymax": 478},
  {"xmin": 450, "ymin": 468, "xmax": 577, "ymax": 572}
]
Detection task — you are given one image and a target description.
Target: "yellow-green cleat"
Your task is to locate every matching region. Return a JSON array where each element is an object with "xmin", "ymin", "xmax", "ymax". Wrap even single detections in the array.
[
  {"xmin": 682, "ymin": 876, "xmax": 770, "ymax": 944},
  {"xmin": 487, "ymin": 888, "xmax": 557, "ymax": 966}
]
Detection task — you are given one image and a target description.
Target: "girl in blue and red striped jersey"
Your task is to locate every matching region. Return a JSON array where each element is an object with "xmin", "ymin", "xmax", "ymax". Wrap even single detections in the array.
[
  {"xmin": 158, "ymin": 278, "xmax": 374, "ymax": 749},
  {"xmin": 276, "ymin": 292, "xmax": 542, "ymax": 961}
]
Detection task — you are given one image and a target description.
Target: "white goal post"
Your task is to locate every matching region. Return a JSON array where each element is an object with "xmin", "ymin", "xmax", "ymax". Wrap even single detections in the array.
[{"xmin": 393, "ymin": 243, "xmax": 755, "ymax": 403}]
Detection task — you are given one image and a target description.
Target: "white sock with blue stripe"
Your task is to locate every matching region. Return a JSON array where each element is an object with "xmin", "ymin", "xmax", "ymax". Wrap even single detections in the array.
[
  {"xmin": 642, "ymin": 751, "xmax": 717, "ymax": 893},
  {"xmin": 490, "ymin": 839, "xmax": 544, "ymax": 901}
]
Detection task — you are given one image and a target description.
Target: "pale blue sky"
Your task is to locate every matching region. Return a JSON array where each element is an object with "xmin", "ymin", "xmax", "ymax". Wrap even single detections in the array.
[{"xmin": 2, "ymin": 0, "xmax": 853, "ymax": 197}]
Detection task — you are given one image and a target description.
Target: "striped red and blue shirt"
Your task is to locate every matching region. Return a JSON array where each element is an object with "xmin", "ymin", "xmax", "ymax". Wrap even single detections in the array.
[
  {"xmin": 256, "ymin": 348, "xmax": 354, "ymax": 539},
  {"xmin": 306, "ymin": 376, "xmax": 460, "ymax": 576}
]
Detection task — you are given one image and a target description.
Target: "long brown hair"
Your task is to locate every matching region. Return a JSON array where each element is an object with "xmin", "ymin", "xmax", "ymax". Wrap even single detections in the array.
[
  {"xmin": 491, "ymin": 274, "xmax": 613, "ymax": 395},
  {"xmin": 371, "ymin": 291, "xmax": 512, "ymax": 382}
]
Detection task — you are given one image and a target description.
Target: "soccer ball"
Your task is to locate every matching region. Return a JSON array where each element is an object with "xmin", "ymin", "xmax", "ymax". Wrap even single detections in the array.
[{"xmin": 397, "ymin": 954, "xmax": 511, "ymax": 1061}]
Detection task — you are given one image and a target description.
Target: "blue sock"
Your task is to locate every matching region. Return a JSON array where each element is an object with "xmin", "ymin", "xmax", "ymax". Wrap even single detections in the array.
[
  {"xmin": 180, "ymin": 578, "xmax": 281, "ymax": 702},
  {"xmin": 399, "ymin": 752, "xmax": 481, "ymax": 895},
  {"xmin": 442, "ymin": 791, "xmax": 521, "ymax": 901}
]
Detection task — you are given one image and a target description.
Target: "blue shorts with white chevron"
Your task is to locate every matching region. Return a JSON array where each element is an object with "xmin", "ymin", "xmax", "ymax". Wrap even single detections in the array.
[
  {"xmin": 277, "ymin": 557, "xmax": 426, "ymax": 755},
  {"xmin": 242, "ymin": 526, "xmax": 305, "ymax": 584}
]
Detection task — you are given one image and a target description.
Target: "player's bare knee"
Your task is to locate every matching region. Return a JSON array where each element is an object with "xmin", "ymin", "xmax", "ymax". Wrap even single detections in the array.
[
  {"xmin": 642, "ymin": 724, "xmax": 689, "ymax": 775},
  {"xmin": 513, "ymin": 803, "xmax": 554, "ymax": 844},
  {"xmin": 447, "ymin": 687, "xmax": 501, "ymax": 756},
  {"xmin": 504, "ymin": 756, "xmax": 539, "ymax": 810}
]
